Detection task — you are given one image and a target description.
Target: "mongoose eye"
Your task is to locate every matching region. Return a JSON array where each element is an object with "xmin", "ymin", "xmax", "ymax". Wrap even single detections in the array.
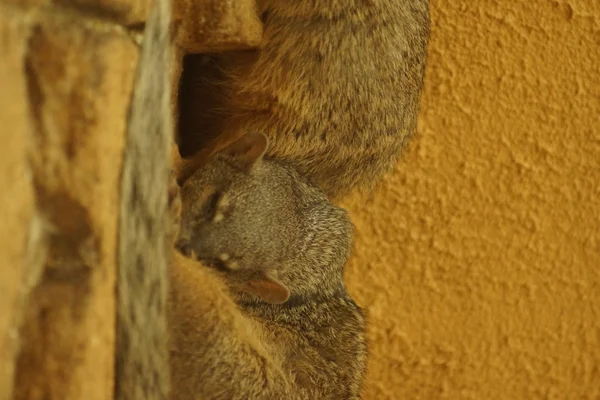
[
  {"xmin": 213, "ymin": 260, "xmax": 229, "ymax": 271},
  {"xmin": 204, "ymin": 191, "xmax": 222, "ymax": 221},
  {"xmin": 203, "ymin": 258, "xmax": 229, "ymax": 272}
]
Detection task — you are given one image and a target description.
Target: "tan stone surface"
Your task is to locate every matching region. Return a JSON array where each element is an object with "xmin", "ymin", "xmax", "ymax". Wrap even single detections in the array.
[
  {"xmin": 173, "ymin": 0, "xmax": 262, "ymax": 53},
  {"xmin": 0, "ymin": 0, "xmax": 49, "ymax": 8},
  {"xmin": 11, "ymin": 10, "xmax": 138, "ymax": 400},
  {"xmin": 1, "ymin": 0, "xmax": 151, "ymax": 25},
  {"xmin": 342, "ymin": 0, "xmax": 600, "ymax": 399},
  {"xmin": 56, "ymin": 0, "xmax": 153, "ymax": 24},
  {"xmin": 0, "ymin": 6, "xmax": 35, "ymax": 400}
]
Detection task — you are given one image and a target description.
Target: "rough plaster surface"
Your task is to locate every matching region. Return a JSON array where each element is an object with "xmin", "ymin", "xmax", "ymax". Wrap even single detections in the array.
[{"xmin": 342, "ymin": 1, "xmax": 600, "ymax": 399}]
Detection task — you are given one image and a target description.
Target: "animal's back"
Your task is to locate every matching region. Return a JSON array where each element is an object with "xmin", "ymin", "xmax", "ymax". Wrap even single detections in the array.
[{"xmin": 217, "ymin": 0, "xmax": 430, "ymax": 198}]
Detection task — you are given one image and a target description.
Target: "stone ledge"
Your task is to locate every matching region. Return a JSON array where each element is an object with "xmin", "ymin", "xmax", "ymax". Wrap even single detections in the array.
[{"xmin": 173, "ymin": 0, "xmax": 262, "ymax": 53}]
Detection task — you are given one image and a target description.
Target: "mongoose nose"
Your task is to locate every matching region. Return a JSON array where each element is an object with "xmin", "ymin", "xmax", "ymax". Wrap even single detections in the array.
[{"xmin": 176, "ymin": 239, "xmax": 192, "ymax": 257}]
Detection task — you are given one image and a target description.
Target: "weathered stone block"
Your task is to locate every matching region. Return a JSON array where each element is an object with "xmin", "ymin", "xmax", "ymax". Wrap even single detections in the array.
[
  {"xmin": 0, "ymin": 0, "xmax": 49, "ymax": 8},
  {"xmin": 11, "ymin": 10, "xmax": 138, "ymax": 400},
  {"xmin": 56, "ymin": 0, "xmax": 153, "ymax": 25},
  {"xmin": 173, "ymin": 0, "xmax": 262, "ymax": 53},
  {"xmin": 0, "ymin": 6, "xmax": 36, "ymax": 400}
]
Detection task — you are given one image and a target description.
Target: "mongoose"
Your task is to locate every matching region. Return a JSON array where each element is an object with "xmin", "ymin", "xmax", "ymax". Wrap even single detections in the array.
[
  {"xmin": 169, "ymin": 131, "xmax": 367, "ymax": 399},
  {"xmin": 177, "ymin": 0, "xmax": 431, "ymax": 200}
]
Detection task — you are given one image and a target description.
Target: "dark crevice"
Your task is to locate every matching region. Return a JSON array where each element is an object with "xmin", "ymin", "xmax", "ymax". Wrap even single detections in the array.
[{"xmin": 24, "ymin": 29, "xmax": 45, "ymax": 147}]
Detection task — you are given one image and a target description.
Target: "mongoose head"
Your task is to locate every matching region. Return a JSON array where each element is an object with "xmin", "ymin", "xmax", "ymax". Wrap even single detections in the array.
[{"xmin": 177, "ymin": 132, "xmax": 299, "ymax": 305}]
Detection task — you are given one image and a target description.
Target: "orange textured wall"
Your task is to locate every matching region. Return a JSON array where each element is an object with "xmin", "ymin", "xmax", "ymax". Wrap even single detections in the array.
[{"xmin": 343, "ymin": 1, "xmax": 600, "ymax": 398}]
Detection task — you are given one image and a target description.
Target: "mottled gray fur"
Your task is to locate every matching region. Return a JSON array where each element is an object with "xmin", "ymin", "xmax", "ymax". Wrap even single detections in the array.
[{"xmin": 173, "ymin": 132, "xmax": 367, "ymax": 399}]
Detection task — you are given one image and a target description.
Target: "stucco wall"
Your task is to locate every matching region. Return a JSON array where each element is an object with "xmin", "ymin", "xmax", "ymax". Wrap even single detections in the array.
[{"xmin": 343, "ymin": 1, "xmax": 600, "ymax": 398}]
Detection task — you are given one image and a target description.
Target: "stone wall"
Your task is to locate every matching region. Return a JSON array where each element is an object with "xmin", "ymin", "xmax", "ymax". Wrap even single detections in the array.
[
  {"xmin": 0, "ymin": 0, "xmax": 261, "ymax": 399},
  {"xmin": 1, "ymin": 3, "xmax": 141, "ymax": 399}
]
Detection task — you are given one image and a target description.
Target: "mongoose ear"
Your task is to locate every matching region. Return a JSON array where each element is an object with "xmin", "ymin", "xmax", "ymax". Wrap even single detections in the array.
[
  {"xmin": 242, "ymin": 272, "xmax": 290, "ymax": 305},
  {"xmin": 222, "ymin": 132, "xmax": 268, "ymax": 172}
]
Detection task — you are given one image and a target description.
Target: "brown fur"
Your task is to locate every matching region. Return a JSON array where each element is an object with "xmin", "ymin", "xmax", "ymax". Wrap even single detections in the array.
[
  {"xmin": 170, "ymin": 133, "xmax": 367, "ymax": 399},
  {"xmin": 168, "ymin": 1, "xmax": 431, "ymax": 397},
  {"xmin": 178, "ymin": 0, "xmax": 431, "ymax": 200}
]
